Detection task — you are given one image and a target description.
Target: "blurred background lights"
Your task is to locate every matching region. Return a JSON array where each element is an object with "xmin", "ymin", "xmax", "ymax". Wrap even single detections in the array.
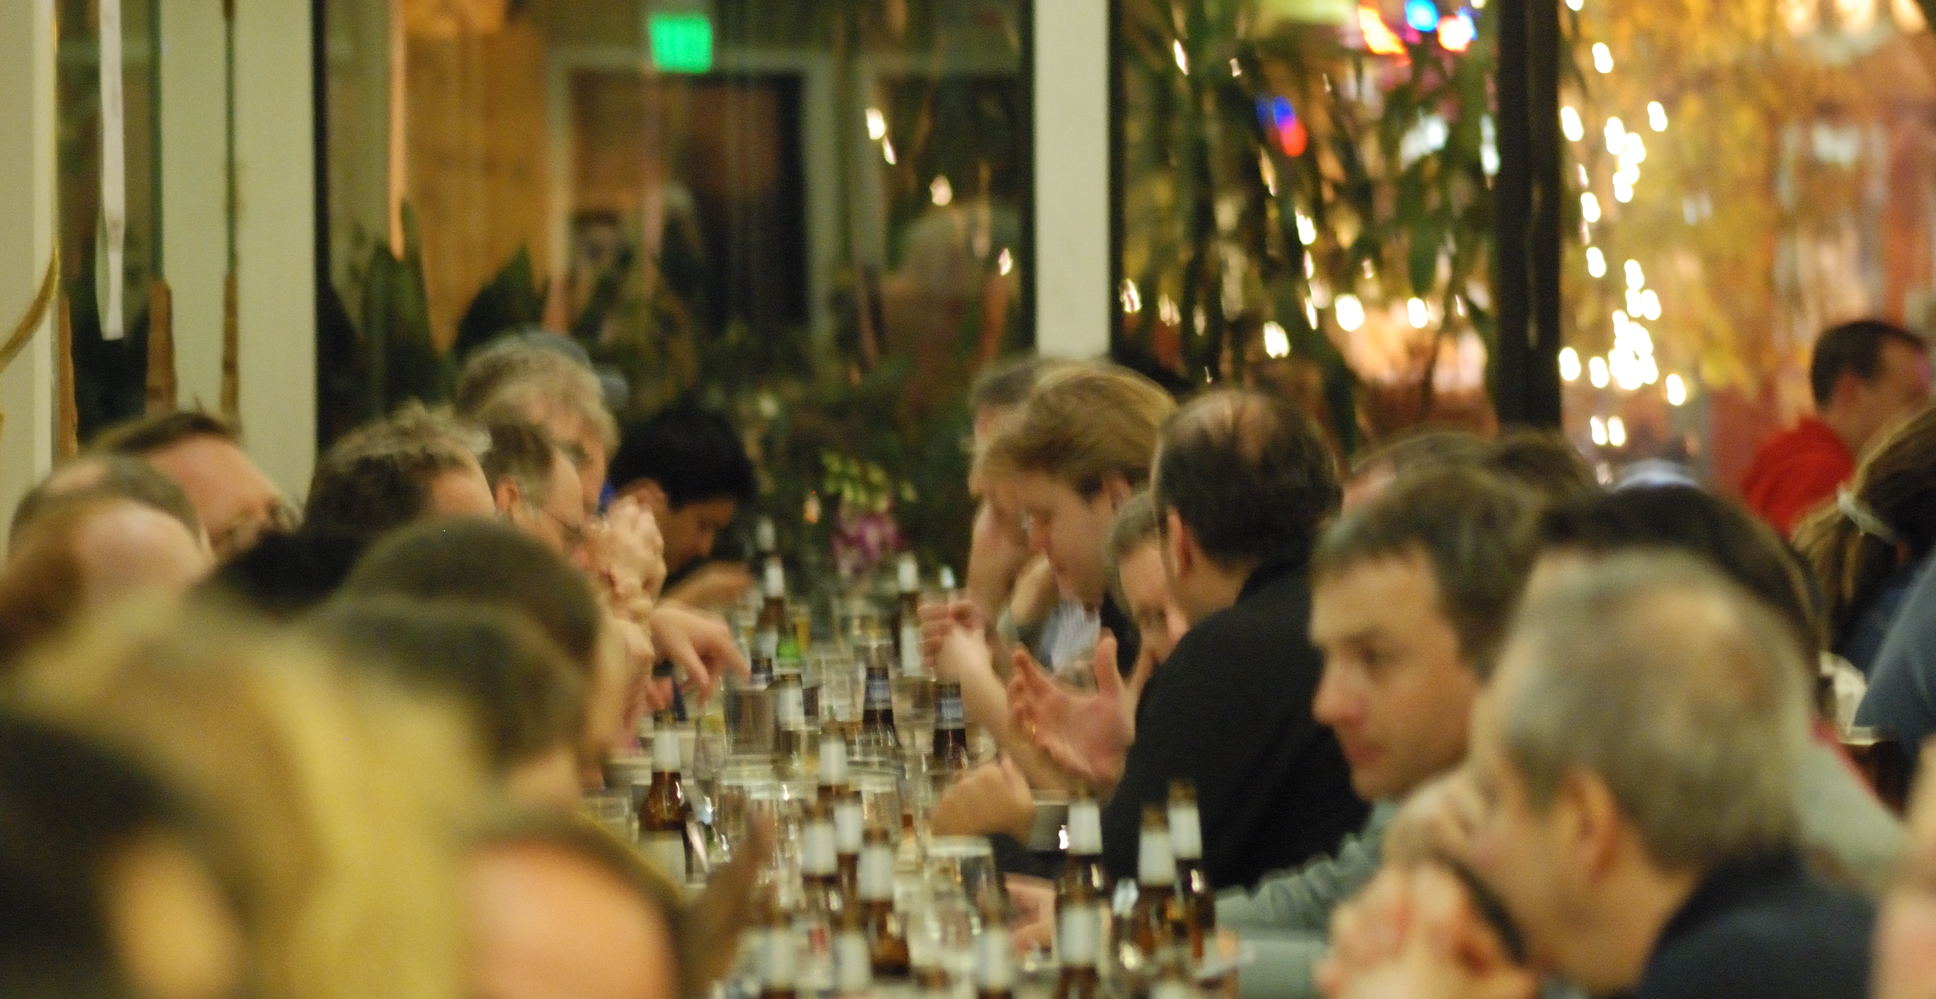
[
  {"xmin": 1559, "ymin": 346, "xmax": 1583, "ymax": 382},
  {"xmin": 1263, "ymin": 321, "xmax": 1291, "ymax": 359},
  {"xmin": 1335, "ymin": 294, "xmax": 1366, "ymax": 332},
  {"xmin": 1666, "ymin": 373, "xmax": 1688, "ymax": 406}
]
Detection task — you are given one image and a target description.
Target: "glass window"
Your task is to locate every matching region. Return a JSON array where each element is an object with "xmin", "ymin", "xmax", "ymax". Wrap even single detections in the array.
[
  {"xmin": 320, "ymin": 0, "xmax": 1029, "ymax": 563},
  {"xmin": 1113, "ymin": 0, "xmax": 1498, "ymax": 454},
  {"xmin": 1557, "ymin": 0, "xmax": 1934, "ymax": 487}
]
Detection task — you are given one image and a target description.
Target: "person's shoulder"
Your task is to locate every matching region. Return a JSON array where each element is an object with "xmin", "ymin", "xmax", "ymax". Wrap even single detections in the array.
[{"xmin": 1641, "ymin": 879, "xmax": 1873, "ymax": 999}]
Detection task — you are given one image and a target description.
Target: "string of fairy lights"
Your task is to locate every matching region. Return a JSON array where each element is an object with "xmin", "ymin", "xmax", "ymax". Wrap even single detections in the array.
[{"xmin": 1554, "ymin": 8, "xmax": 1692, "ymax": 452}]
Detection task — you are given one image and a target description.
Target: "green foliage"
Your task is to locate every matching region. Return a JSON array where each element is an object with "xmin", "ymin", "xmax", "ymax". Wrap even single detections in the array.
[
  {"xmin": 356, "ymin": 206, "xmax": 451, "ymax": 416},
  {"xmin": 453, "ymin": 247, "xmax": 543, "ymax": 360},
  {"xmin": 1117, "ymin": 0, "xmax": 1498, "ymax": 448}
]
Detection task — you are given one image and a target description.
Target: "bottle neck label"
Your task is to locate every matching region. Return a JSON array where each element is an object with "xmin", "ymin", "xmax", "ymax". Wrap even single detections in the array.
[
  {"xmin": 653, "ymin": 730, "xmax": 682, "ymax": 773},
  {"xmin": 974, "ymin": 928, "xmax": 1014, "ymax": 990},
  {"xmin": 859, "ymin": 844, "xmax": 894, "ymax": 900},
  {"xmin": 833, "ymin": 801, "xmax": 864, "ymax": 854},
  {"xmin": 834, "ymin": 931, "xmax": 872, "ymax": 992},
  {"xmin": 777, "ymin": 683, "xmax": 806, "ymax": 728},
  {"xmin": 1139, "ymin": 830, "xmax": 1176, "ymax": 885},
  {"xmin": 1066, "ymin": 803, "xmax": 1103, "ymax": 854},
  {"xmin": 819, "ymin": 740, "xmax": 848, "ymax": 784},
  {"xmin": 1057, "ymin": 903, "xmax": 1100, "ymax": 966},
  {"xmin": 803, "ymin": 821, "xmax": 837, "ymax": 875},
  {"xmin": 764, "ymin": 927, "xmax": 796, "ymax": 988},
  {"xmin": 752, "ymin": 653, "xmax": 776, "ymax": 685},
  {"xmin": 1168, "ymin": 803, "xmax": 1203, "ymax": 861}
]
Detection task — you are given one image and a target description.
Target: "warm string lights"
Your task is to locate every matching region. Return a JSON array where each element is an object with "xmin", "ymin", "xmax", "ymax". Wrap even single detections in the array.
[{"xmin": 1558, "ymin": 6, "xmax": 1693, "ymax": 423}]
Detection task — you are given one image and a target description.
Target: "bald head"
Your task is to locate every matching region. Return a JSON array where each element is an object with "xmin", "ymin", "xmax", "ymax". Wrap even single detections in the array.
[{"xmin": 1152, "ymin": 389, "xmax": 1340, "ymax": 568}]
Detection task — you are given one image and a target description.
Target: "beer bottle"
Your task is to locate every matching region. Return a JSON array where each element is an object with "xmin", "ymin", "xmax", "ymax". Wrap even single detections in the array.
[
  {"xmin": 802, "ymin": 799, "xmax": 844, "ymax": 910},
  {"xmin": 832, "ymin": 897, "xmax": 874, "ymax": 995},
  {"xmin": 821, "ymin": 732, "xmax": 863, "ymax": 896},
  {"xmin": 1128, "ymin": 804, "xmax": 1180, "ymax": 961},
  {"xmin": 855, "ymin": 641, "xmax": 900, "ymax": 762},
  {"xmin": 1168, "ymin": 780, "xmax": 1215, "ymax": 961},
  {"xmin": 759, "ymin": 893, "xmax": 798, "ymax": 999},
  {"xmin": 639, "ymin": 712, "xmax": 691, "ymax": 884},
  {"xmin": 772, "ymin": 667, "xmax": 810, "ymax": 769},
  {"xmin": 931, "ymin": 681, "xmax": 971, "ymax": 784},
  {"xmin": 1052, "ymin": 878, "xmax": 1106, "ymax": 999},
  {"xmin": 894, "ymin": 553, "xmax": 923, "ymax": 676},
  {"xmin": 859, "ymin": 825, "xmax": 909, "ymax": 976},
  {"xmin": 798, "ymin": 799, "xmax": 844, "ymax": 990},
  {"xmin": 974, "ymin": 893, "xmax": 1017, "ymax": 999},
  {"xmin": 1150, "ymin": 935, "xmax": 1202, "ymax": 999},
  {"xmin": 1058, "ymin": 790, "xmax": 1109, "ymax": 904},
  {"xmin": 1054, "ymin": 791, "xmax": 1108, "ymax": 998}
]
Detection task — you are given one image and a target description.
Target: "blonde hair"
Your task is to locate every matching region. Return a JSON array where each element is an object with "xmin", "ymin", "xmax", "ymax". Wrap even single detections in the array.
[
  {"xmin": 7, "ymin": 600, "xmax": 485, "ymax": 999},
  {"xmin": 977, "ymin": 362, "xmax": 1175, "ymax": 495}
]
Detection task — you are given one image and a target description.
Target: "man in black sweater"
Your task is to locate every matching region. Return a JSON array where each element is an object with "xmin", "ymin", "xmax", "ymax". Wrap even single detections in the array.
[
  {"xmin": 1320, "ymin": 553, "xmax": 1874, "ymax": 999},
  {"xmin": 1100, "ymin": 390, "xmax": 1368, "ymax": 890}
]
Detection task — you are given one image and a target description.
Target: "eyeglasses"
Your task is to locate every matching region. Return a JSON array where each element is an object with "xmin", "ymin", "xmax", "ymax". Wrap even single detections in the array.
[{"xmin": 532, "ymin": 503, "xmax": 590, "ymax": 550}]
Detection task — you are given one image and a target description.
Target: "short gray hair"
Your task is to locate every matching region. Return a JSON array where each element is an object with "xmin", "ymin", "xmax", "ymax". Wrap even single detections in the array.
[
  {"xmin": 454, "ymin": 341, "xmax": 616, "ymax": 461},
  {"xmin": 1497, "ymin": 552, "xmax": 1810, "ymax": 870},
  {"xmin": 1104, "ymin": 491, "xmax": 1162, "ymax": 610}
]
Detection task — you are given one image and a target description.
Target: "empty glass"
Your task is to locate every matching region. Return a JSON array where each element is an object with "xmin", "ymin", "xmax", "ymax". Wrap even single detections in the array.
[
  {"xmin": 928, "ymin": 835, "xmax": 1006, "ymax": 922},
  {"xmin": 810, "ymin": 645, "xmax": 860, "ymax": 724},
  {"xmin": 581, "ymin": 787, "xmax": 635, "ymax": 844}
]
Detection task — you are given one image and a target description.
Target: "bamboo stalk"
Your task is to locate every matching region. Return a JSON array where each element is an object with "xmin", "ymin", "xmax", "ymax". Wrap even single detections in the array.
[
  {"xmin": 221, "ymin": 272, "xmax": 239, "ymax": 423},
  {"xmin": 57, "ymin": 293, "xmax": 77, "ymax": 458},
  {"xmin": 145, "ymin": 277, "xmax": 176, "ymax": 414}
]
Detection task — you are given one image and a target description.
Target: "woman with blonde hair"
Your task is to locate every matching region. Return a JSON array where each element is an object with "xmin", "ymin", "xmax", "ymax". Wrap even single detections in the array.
[
  {"xmin": 1794, "ymin": 404, "xmax": 1936, "ymax": 675},
  {"xmin": 6, "ymin": 600, "xmax": 486, "ymax": 999}
]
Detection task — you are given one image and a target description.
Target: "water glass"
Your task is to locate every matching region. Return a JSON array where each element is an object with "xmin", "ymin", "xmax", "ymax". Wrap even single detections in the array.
[{"xmin": 581, "ymin": 787, "xmax": 635, "ymax": 844}]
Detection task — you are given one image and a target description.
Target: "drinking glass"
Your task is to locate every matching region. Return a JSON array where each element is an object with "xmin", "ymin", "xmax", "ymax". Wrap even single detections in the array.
[
  {"xmin": 581, "ymin": 787, "xmax": 635, "ymax": 844},
  {"xmin": 809, "ymin": 645, "xmax": 859, "ymax": 724},
  {"xmin": 927, "ymin": 835, "xmax": 1006, "ymax": 924}
]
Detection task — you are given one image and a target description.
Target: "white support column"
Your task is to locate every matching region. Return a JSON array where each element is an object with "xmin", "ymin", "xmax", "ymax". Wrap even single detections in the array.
[
  {"xmin": 231, "ymin": 0, "xmax": 318, "ymax": 495},
  {"xmin": 158, "ymin": 0, "xmax": 230, "ymax": 411},
  {"xmin": 1031, "ymin": 0, "xmax": 1110, "ymax": 359},
  {"xmin": 0, "ymin": 0, "xmax": 59, "ymax": 521}
]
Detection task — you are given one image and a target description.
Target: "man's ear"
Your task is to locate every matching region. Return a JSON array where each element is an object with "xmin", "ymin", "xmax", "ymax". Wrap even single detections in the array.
[
  {"xmin": 1164, "ymin": 508, "xmax": 1193, "ymax": 579},
  {"xmin": 1558, "ymin": 769, "xmax": 1623, "ymax": 882},
  {"xmin": 492, "ymin": 477, "xmax": 522, "ymax": 516},
  {"xmin": 1099, "ymin": 473, "xmax": 1135, "ymax": 512}
]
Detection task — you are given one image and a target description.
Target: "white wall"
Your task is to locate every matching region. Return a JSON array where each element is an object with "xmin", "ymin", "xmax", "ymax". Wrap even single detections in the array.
[
  {"xmin": 1031, "ymin": 0, "xmax": 1110, "ymax": 360},
  {"xmin": 0, "ymin": 0, "xmax": 58, "ymax": 520}
]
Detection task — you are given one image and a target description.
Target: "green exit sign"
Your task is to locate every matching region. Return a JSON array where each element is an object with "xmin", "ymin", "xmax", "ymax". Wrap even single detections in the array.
[{"xmin": 650, "ymin": 13, "xmax": 714, "ymax": 74}]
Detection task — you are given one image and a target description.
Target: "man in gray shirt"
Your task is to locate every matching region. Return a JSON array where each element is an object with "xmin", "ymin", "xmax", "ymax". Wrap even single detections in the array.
[{"xmin": 1218, "ymin": 468, "xmax": 1542, "ymax": 998}]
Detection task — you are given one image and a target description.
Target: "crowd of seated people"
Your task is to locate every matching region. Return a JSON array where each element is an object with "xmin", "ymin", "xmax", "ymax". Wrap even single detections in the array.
[{"xmin": 3, "ymin": 325, "xmax": 1936, "ymax": 999}]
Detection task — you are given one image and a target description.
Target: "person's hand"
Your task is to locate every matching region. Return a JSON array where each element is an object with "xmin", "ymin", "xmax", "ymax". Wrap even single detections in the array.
[
  {"xmin": 594, "ymin": 496, "xmax": 668, "ymax": 601},
  {"xmin": 921, "ymin": 598, "xmax": 993, "ymax": 684},
  {"xmin": 930, "ymin": 756, "xmax": 1035, "ymax": 842},
  {"xmin": 680, "ymin": 815, "xmax": 776, "ymax": 997},
  {"xmin": 1317, "ymin": 866, "xmax": 1536, "ymax": 999},
  {"xmin": 966, "ymin": 499, "xmax": 1032, "ymax": 619},
  {"xmin": 648, "ymin": 602, "xmax": 749, "ymax": 704},
  {"xmin": 666, "ymin": 562, "xmax": 755, "ymax": 609},
  {"xmin": 1382, "ymin": 769, "xmax": 1483, "ymax": 869},
  {"xmin": 1005, "ymin": 874, "xmax": 1057, "ymax": 954},
  {"xmin": 610, "ymin": 611, "xmax": 671, "ymax": 723},
  {"xmin": 1008, "ymin": 632, "xmax": 1133, "ymax": 794}
]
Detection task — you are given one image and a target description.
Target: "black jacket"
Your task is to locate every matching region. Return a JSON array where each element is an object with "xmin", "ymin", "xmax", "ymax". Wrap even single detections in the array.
[
  {"xmin": 1627, "ymin": 852, "xmax": 1873, "ymax": 999},
  {"xmin": 1101, "ymin": 559, "xmax": 1367, "ymax": 890}
]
